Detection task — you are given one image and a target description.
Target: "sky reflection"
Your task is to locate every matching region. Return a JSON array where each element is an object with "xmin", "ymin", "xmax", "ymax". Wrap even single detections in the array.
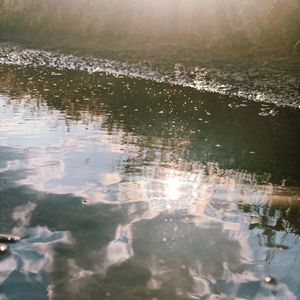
[
  {"xmin": 0, "ymin": 202, "xmax": 71, "ymax": 299},
  {"xmin": 0, "ymin": 63, "xmax": 300, "ymax": 299}
]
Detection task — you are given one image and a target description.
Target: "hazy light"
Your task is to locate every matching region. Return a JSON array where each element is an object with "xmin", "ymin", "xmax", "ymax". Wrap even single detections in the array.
[{"xmin": 165, "ymin": 176, "xmax": 181, "ymax": 201}]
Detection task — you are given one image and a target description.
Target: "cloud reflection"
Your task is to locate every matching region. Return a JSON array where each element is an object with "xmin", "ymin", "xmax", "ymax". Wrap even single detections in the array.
[
  {"xmin": 1, "ymin": 71, "xmax": 300, "ymax": 299},
  {"xmin": 104, "ymin": 224, "xmax": 134, "ymax": 271},
  {"xmin": 0, "ymin": 203, "xmax": 72, "ymax": 299}
]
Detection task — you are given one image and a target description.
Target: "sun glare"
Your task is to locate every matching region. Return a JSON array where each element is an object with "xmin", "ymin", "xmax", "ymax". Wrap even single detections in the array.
[{"xmin": 165, "ymin": 176, "xmax": 181, "ymax": 201}]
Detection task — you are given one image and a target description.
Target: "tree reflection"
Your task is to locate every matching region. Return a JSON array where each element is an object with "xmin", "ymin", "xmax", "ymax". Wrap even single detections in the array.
[{"xmin": 0, "ymin": 63, "xmax": 299, "ymax": 185}]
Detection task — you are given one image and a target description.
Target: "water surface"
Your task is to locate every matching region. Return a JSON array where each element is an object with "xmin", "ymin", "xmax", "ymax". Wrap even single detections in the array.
[{"xmin": 0, "ymin": 59, "xmax": 300, "ymax": 299}]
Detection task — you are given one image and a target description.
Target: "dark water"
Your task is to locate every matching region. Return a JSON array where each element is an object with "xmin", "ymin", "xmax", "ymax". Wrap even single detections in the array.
[{"xmin": 0, "ymin": 54, "xmax": 300, "ymax": 299}]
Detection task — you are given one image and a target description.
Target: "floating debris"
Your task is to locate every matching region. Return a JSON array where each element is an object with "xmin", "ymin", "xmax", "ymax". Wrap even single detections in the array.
[{"xmin": 0, "ymin": 234, "xmax": 20, "ymax": 243}]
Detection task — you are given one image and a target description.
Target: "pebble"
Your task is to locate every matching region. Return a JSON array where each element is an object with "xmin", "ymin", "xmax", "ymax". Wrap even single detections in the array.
[
  {"xmin": 0, "ymin": 244, "xmax": 8, "ymax": 255},
  {"xmin": 263, "ymin": 276, "xmax": 278, "ymax": 285}
]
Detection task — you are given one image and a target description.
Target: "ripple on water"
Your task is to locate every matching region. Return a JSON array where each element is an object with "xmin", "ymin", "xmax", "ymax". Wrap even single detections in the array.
[{"xmin": 0, "ymin": 46, "xmax": 299, "ymax": 299}]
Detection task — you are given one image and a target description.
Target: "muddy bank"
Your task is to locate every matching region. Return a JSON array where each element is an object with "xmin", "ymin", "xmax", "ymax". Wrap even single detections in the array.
[{"xmin": 0, "ymin": 41, "xmax": 299, "ymax": 108}]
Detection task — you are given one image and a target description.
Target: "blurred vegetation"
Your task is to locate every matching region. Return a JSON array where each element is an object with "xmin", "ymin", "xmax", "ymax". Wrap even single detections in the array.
[{"xmin": 0, "ymin": 0, "xmax": 299, "ymax": 56}]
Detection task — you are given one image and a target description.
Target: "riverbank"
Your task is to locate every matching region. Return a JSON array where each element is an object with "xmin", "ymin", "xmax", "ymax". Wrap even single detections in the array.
[{"xmin": 1, "ymin": 39, "xmax": 299, "ymax": 108}]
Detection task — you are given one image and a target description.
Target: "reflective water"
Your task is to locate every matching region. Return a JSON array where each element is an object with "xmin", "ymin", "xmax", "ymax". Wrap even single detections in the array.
[{"xmin": 0, "ymin": 61, "xmax": 300, "ymax": 299}]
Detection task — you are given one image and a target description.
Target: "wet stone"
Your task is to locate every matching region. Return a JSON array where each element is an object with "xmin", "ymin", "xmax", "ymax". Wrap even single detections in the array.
[
  {"xmin": 0, "ymin": 234, "xmax": 20, "ymax": 243},
  {"xmin": 274, "ymin": 244, "xmax": 289, "ymax": 250},
  {"xmin": 0, "ymin": 244, "xmax": 8, "ymax": 255},
  {"xmin": 263, "ymin": 276, "xmax": 278, "ymax": 286}
]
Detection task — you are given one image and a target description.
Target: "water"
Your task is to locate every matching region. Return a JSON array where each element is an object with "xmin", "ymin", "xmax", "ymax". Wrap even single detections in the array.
[
  {"xmin": 1, "ymin": 45, "xmax": 299, "ymax": 108},
  {"xmin": 0, "ymin": 52, "xmax": 300, "ymax": 299}
]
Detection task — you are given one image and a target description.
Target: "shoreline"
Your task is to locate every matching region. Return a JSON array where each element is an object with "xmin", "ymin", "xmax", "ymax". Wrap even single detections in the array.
[{"xmin": 0, "ymin": 38, "xmax": 299, "ymax": 108}]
